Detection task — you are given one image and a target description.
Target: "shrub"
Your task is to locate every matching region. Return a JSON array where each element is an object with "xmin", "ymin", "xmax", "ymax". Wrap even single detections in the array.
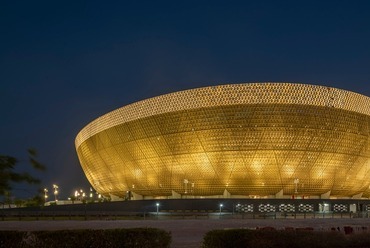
[
  {"xmin": 0, "ymin": 230, "xmax": 24, "ymax": 248},
  {"xmin": 202, "ymin": 229, "xmax": 252, "ymax": 248},
  {"xmin": 346, "ymin": 233, "xmax": 370, "ymax": 248},
  {"xmin": 202, "ymin": 229, "xmax": 348, "ymax": 248},
  {"xmin": 0, "ymin": 228, "xmax": 171, "ymax": 248}
]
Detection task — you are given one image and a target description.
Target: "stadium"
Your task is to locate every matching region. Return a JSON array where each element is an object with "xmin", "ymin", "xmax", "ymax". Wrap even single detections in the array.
[{"xmin": 75, "ymin": 83, "xmax": 370, "ymax": 200}]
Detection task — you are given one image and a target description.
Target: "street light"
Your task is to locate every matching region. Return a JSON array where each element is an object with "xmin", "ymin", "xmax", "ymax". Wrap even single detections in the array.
[
  {"xmin": 80, "ymin": 189, "xmax": 85, "ymax": 202},
  {"xmin": 74, "ymin": 190, "xmax": 80, "ymax": 201},
  {"xmin": 219, "ymin": 203, "xmax": 223, "ymax": 216},
  {"xmin": 44, "ymin": 188, "xmax": 48, "ymax": 203},
  {"xmin": 53, "ymin": 184, "xmax": 59, "ymax": 202},
  {"xmin": 156, "ymin": 203, "xmax": 160, "ymax": 218},
  {"xmin": 89, "ymin": 187, "xmax": 93, "ymax": 199}
]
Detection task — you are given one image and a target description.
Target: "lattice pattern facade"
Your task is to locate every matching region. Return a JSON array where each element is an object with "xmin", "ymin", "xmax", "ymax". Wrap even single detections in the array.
[
  {"xmin": 333, "ymin": 204, "xmax": 348, "ymax": 212},
  {"xmin": 279, "ymin": 204, "xmax": 295, "ymax": 212},
  {"xmin": 298, "ymin": 204, "xmax": 314, "ymax": 212},
  {"xmin": 235, "ymin": 204, "xmax": 254, "ymax": 213},
  {"xmin": 75, "ymin": 83, "xmax": 370, "ymax": 198},
  {"xmin": 259, "ymin": 204, "xmax": 276, "ymax": 212}
]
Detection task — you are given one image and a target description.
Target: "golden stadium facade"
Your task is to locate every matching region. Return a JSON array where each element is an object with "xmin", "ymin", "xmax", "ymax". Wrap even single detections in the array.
[{"xmin": 75, "ymin": 83, "xmax": 370, "ymax": 200}]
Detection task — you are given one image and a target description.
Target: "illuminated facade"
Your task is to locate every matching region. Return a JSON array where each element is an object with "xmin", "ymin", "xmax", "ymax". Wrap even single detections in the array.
[{"xmin": 75, "ymin": 83, "xmax": 370, "ymax": 199}]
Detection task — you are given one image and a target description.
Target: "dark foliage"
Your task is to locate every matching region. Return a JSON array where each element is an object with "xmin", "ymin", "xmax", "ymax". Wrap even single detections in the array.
[
  {"xmin": 0, "ymin": 231, "xmax": 24, "ymax": 248},
  {"xmin": 0, "ymin": 149, "xmax": 45, "ymax": 197},
  {"xmin": 28, "ymin": 148, "xmax": 46, "ymax": 171},
  {"xmin": 0, "ymin": 228, "xmax": 171, "ymax": 248},
  {"xmin": 202, "ymin": 228, "xmax": 370, "ymax": 248}
]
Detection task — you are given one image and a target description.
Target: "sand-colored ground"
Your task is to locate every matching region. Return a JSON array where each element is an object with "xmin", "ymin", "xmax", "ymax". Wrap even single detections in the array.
[{"xmin": 1, "ymin": 218, "xmax": 370, "ymax": 247}]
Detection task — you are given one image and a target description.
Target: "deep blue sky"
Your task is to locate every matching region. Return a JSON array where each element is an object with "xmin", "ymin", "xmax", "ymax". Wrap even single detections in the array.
[{"xmin": 1, "ymin": 1, "xmax": 370, "ymax": 199}]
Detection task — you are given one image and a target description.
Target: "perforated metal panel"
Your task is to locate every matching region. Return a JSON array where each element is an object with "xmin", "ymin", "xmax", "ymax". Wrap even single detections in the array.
[
  {"xmin": 75, "ymin": 83, "xmax": 370, "ymax": 198},
  {"xmin": 235, "ymin": 204, "xmax": 254, "ymax": 213},
  {"xmin": 279, "ymin": 204, "xmax": 295, "ymax": 212},
  {"xmin": 298, "ymin": 204, "xmax": 314, "ymax": 212},
  {"xmin": 333, "ymin": 204, "xmax": 348, "ymax": 212}
]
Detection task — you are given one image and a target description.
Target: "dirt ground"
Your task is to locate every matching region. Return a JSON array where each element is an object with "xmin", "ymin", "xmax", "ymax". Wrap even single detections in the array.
[{"xmin": 1, "ymin": 218, "xmax": 370, "ymax": 247}]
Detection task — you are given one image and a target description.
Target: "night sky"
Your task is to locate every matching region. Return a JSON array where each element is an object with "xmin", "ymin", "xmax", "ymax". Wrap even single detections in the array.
[{"xmin": 1, "ymin": 1, "xmax": 370, "ymax": 199}]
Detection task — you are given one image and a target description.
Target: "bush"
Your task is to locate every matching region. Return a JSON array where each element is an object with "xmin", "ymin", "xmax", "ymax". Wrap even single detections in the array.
[
  {"xmin": 346, "ymin": 233, "xmax": 370, "ymax": 248},
  {"xmin": 0, "ymin": 231, "xmax": 24, "ymax": 248},
  {"xmin": 202, "ymin": 229, "xmax": 348, "ymax": 248},
  {"xmin": 0, "ymin": 228, "xmax": 171, "ymax": 248},
  {"xmin": 202, "ymin": 229, "xmax": 252, "ymax": 248}
]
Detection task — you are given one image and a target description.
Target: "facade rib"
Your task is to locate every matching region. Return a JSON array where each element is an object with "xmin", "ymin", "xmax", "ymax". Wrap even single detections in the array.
[{"xmin": 75, "ymin": 82, "xmax": 370, "ymax": 199}]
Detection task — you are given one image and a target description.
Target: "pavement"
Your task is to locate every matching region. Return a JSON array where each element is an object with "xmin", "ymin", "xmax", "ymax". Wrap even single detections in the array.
[{"xmin": 1, "ymin": 218, "xmax": 370, "ymax": 247}]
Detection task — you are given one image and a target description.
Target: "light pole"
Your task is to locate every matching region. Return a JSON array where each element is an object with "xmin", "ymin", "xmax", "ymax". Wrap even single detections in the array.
[
  {"xmin": 80, "ymin": 189, "xmax": 85, "ymax": 202},
  {"xmin": 74, "ymin": 190, "xmax": 80, "ymax": 201},
  {"xmin": 44, "ymin": 188, "xmax": 48, "ymax": 204},
  {"xmin": 89, "ymin": 187, "xmax": 93, "ymax": 201},
  {"xmin": 156, "ymin": 203, "xmax": 159, "ymax": 218},
  {"xmin": 53, "ymin": 184, "xmax": 59, "ymax": 202},
  {"xmin": 219, "ymin": 203, "xmax": 223, "ymax": 217}
]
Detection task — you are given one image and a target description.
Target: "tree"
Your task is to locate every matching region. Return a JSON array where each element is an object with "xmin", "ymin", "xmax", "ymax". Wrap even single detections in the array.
[{"xmin": 0, "ymin": 149, "xmax": 46, "ymax": 200}]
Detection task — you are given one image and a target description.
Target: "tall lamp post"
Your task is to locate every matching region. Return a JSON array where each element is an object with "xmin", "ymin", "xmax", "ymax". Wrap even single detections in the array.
[
  {"xmin": 53, "ymin": 184, "xmax": 59, "ymax": 202},
  {"xmin": 44, "ymin": 188, "xmax": 48, "ymax": 204},
  {"xmin": 156, "ymin": 203, "xmax": 160, "ymax": 219},
  {"xmin": 74, "ymin": 190, "xmax": 80, "ymax": 201},
  {"xmin": 219, "ymin": 203, "xmax": 223, "ymax": 218},
  {"xmin": 89, "ymin": 187, "xmax": 93, "ymax": 201},
  {"xmin": 79, "ymin": 189, "xmax": 85, "ymax": 202}
]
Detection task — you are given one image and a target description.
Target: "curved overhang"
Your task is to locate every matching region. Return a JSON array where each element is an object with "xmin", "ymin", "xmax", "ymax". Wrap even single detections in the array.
[{"xmin": 75, "ymin": 82, "xmax": 370, "ymax": 149}]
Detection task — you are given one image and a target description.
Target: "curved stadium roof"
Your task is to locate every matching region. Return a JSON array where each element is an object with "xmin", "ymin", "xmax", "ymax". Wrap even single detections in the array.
[{"xmin": 75, "ymin": 82, "xmax": 370, "ymax": 199}]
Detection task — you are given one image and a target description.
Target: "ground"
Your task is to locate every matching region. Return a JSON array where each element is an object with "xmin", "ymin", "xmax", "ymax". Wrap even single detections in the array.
[{"xmin": 1, "ymin": 218, "xmax": 370, "ymax": 247}]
